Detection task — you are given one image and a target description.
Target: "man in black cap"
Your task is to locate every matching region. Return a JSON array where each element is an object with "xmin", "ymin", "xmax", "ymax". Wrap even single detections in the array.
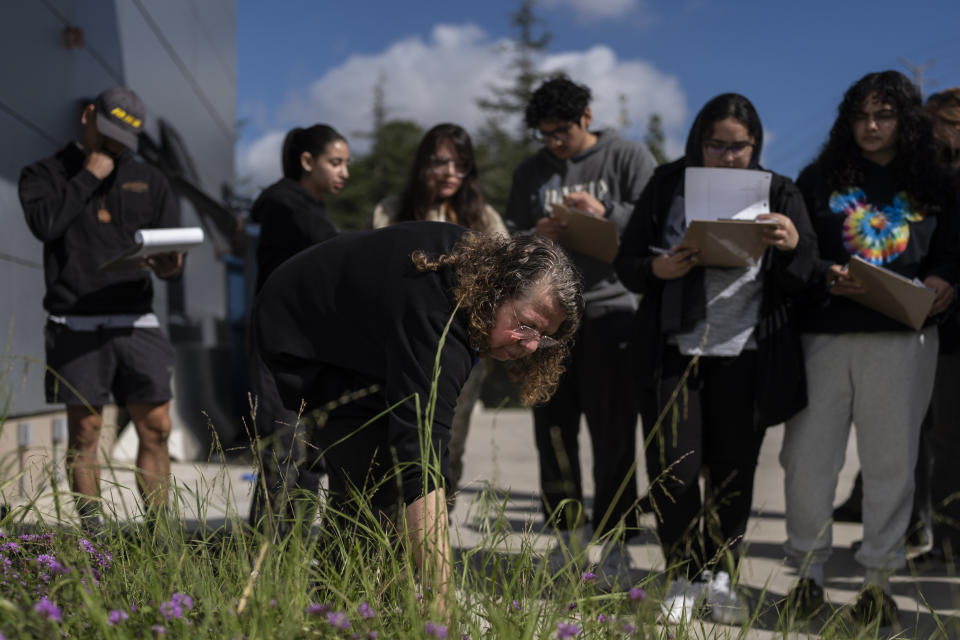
[{"xmin": 19, "ymin": 87, "xmax": 183, "ymax": 528}]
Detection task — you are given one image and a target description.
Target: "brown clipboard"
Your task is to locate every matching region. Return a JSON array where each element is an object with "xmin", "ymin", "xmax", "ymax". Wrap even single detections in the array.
[
  {"xmin": 844, "ymin": 255, "xmax": 936, "ymax": 330},
  {"xmin": 678, "ymin": 219, "xmax": 774, "ymax": 267},
  {"xmin": 550, "ymin": 202, "xmax": 620, "ymax": 264}
]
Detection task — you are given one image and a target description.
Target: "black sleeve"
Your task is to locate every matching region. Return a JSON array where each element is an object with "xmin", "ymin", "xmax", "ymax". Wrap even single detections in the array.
[
  {"xmin": 504, "ymin": 163, "xmax": 538, "ymax": 235},
  {"xmin": 384, "ymin": 306, "xmax": 470, "ymax": 505},
  {"xmin": 794, "ymin": 164, "xmax": 834, "ymax": 279},
  {"xmin": 19, "ymin": 160, "xmax": 102, "ymax": 242},
  {"xmin": 923, "ymin": 192, "xmax": 960, "ymax": 285},
  {"xmin": 769, "ymin": 176, "xmax": 820, "ymax": 294},
  {"xmin": 614, "ymin": 176, "xmax": 663, "ymax": 295}
]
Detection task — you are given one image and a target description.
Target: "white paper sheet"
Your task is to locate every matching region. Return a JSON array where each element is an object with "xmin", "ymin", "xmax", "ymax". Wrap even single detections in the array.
[
  {"xmin": 132, "ymin": 227, "xmax": 205, "ymax": 256},
  {"xmin": 684, "ymin": 167, "xmax": 772, "ymax": 222}
]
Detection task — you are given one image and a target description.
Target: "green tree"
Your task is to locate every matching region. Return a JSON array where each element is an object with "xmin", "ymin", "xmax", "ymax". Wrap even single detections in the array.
[{"xmin": 645, "ymin": 113, "xmax": 669, "ymax": 165}]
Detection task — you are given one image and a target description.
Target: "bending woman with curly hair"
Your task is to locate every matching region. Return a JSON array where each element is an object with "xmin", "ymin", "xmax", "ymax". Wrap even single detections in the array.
[
  {"xmin": 250, "ymin": 222, "xmax": 583, "ymax": 611},
  {"xmin": 780, "ymin": 71, "xmax": 959, "ymax": 626}
]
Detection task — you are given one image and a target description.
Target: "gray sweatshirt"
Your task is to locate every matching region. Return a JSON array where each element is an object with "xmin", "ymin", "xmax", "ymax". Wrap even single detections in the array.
[{"xmin": 505, "ymin": 130, "xmax": 655, "ymax": 312}]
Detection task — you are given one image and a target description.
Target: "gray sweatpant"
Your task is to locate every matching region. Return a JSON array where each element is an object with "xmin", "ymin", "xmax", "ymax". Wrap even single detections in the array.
[{"xmin": 780, "ymin": 329, "xmax": 937, "ymax": 571}]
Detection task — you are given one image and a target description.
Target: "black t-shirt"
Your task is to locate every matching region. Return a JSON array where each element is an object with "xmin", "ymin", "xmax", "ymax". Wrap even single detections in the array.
[
  {"xmin": 19, "ymin": 143, "xmax": 180, "ymax": 314},
  {"xmin": 252, "ymin": 221, "xmax": 474, "ymax": 503}
]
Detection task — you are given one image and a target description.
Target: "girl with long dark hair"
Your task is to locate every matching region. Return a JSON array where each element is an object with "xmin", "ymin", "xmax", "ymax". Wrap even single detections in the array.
[
  {"xmin": 780, "ymin": 71, "xmax": 959, "ymax": 626},
  {"xmin": 372, "ymin": 123, "xmax": 506, "ymax": 492},
  {"xmin": 616, "ymin": 93, "xmax": 818, "ymax": 624}
]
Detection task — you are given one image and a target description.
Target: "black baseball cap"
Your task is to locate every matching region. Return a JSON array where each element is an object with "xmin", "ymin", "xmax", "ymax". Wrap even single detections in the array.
[{"xmin": 93, "ymin": 87, "xmax": 146, "ymax": 151}]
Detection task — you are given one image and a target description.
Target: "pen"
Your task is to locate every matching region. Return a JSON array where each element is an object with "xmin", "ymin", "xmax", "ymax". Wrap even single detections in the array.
[{"xmin": 648, "ymin": 245, "xmax": 673, "ymax": 256}]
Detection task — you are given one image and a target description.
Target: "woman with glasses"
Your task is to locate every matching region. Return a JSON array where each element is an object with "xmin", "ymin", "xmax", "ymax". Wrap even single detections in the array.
[
  {"xmin": 251, "ymin": 223, "xmax": 583, "ymax": 613},
  {"xmin": 248, "ymin": 123, "xmax": 349, "ymax": 532},
  {"xmin": 780, "ymin": 71, "xmax": 958, "ymax": 626},
  {"xmin": 615, "ymin": 93, "xmax": 818, "ymax": 625},
  {"xmin": 373, "ymin": 123, "xmax": 507, "ymax": 494}
]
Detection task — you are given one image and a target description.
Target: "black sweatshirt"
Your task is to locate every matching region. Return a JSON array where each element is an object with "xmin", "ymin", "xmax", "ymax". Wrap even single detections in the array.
[
  {"xmin": 795, "ymin": 158, "xmax": 960, "ymax": 333},
  {"xmin": 19, "ymin": 143, "xmax": 179, "ymax": 315},
  {"xmin": 251, "ymin": 222, "xmax": 474, "ymax": 504},
  {"xmin": 251, "ymin": 177, "xmax": 337, "ymax": 293}
]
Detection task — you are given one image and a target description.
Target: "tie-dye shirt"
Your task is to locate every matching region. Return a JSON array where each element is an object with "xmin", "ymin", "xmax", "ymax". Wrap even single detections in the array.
[{"xmin": 795, "ymin": 158, "xmax": 959, "ymax": 333}]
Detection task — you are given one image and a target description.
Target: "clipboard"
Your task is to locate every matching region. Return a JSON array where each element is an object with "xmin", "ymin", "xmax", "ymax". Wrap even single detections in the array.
[
  {"xmin": 844, "ymin": 255, "xmax": 936, "ymax": 330},
  {"xmin": 100, "ymin": 227, "xmax": 205, "ymax": 272},
  {"xmin": 678, "ymin": 219, "xmax": 774, "ymax": 267},
  {"xmin": 550, "ymin": 202, "xmax": 619, "ymax": 264}
]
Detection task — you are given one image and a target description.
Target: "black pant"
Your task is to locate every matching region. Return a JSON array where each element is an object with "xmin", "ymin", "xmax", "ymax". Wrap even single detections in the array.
[
  {"xmin": 247, "ymin": 345, "xmax": 324, "ymax": 535},
  {"xmin": 533, "ymin": 308, "xmax": 640, "ymax": 537},
  {"xmin": 642, "ymin": 346, "xmax": 766, "ymax": 577}
]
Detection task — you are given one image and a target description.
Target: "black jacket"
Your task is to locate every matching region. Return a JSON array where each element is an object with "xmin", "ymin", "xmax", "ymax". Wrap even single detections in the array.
[
  {"xmin": 615, "ymin": 158, "xmax": 818, "ymax": 428},
  {"xmin": 795, "ymin": 158, "xmax": 960, "ymax": 333},
  {"xmin": 19, "ymin": 143, "xmax": 179, "ymax": 315},
  {"xmin": 251, "ymin": 222, "xmax": 474, "ymax": 504},
  {"xmin": 251, "ymin": 177, "xmax": 337, "ymax": 293}
]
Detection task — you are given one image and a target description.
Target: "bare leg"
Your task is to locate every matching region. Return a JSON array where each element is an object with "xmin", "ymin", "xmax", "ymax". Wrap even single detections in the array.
[
  {"xmin": 66, "ymin": 404, "xmax": 105, "ymax": 519},
  {"xmin": 127, "ymin": 401, "xmax": 172, "ymax": 513}
]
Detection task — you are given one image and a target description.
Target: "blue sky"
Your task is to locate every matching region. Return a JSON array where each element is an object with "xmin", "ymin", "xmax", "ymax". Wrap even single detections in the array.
[{"xmin": 236, "ymin": 0, "xmax": 960, "ymax": 191}]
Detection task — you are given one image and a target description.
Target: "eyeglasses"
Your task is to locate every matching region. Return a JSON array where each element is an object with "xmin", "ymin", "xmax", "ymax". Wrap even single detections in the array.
[
  {"xmin": 703, "ymin": 140, "xmax": 755, "ymax": 157},
  {"xmin": 850, "ymin": 109, "xmax": 897, "ymax": 126},
  {"xmin": 533, "ymin": 122, "xmax": 575, "ymax": 143},
  {"xmin": 509, "ymin": 302, "xmax": 560, "ymax": 349},
  {"xmin": 428, "ymin": 155, "xmax": 470, "ymax": 178}
]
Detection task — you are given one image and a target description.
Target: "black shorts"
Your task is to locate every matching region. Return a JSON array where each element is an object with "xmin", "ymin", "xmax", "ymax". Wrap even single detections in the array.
[{"xmin": 44, "ymin": 321, "xmax": 175, "ymax": 406}]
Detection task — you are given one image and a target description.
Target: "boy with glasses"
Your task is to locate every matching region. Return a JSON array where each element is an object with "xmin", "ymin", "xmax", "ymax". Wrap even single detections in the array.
[{"xmin": 505, "ymin": 76, "xmax": 656, "ymax": 589}]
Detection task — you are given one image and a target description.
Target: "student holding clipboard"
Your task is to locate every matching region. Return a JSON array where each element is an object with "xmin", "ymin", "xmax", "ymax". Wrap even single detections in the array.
[
  {"xmin": 615, "ymin": 94, "xmax": 818, "ymax": 624},
  {"xmin": 780, "ymin": 71, "xmax": 959, "ymax": 626}
]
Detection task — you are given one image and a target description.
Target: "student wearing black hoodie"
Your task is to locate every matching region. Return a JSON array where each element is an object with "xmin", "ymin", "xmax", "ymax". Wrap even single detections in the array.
[
  {"xmin": 247, "ymin": 124, "xmax": 349, "ymax": 532},
  {"xmin": 780, "ymin": 71, "xmax": 959, "ymax": 626},
  {"xmin": 615, "ymin": 94, "xmax": 818, "ymax": 625}
]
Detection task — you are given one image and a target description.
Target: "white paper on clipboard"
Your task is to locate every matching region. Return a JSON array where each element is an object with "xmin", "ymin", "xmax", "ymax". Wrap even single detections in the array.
[
  {"xmin": 99, "ymin": 227, "xmax": 204, "ymax": 271},
  {"xmin": 684, "ymin": 167, "xmax": 771, "ymax": 222}
]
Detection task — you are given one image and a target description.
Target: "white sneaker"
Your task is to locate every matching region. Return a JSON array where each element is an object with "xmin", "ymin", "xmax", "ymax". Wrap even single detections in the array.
[
  {"xmin": 660, "ymin": 578, "xmax": 704, "ymax": 625},
  {"xmin": 545, "ymin": 524, "xmax": 593, "ymax": 573},
  {"xmin": 703, "ymin": 570, "xmax": 747, "ymax": 625},
  {"xmin": 596, "ymin": 542, "xmax": 633, "ymax": 591}
]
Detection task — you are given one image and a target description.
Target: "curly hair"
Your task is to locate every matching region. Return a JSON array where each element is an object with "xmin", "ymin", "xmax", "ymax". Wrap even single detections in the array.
[
  {"xmin": 396, "ymin": 123, "xmax": 491, "ymax": 232},
  {"xmin": 525, "ymin": 76, "xmax": 592, "ymax": 129},
  {"xmin": 412, "ymin": 232, "xmax": 583, "ymax": 405},
  {"xmin": 817, "ymin": 70, "xmax": 951, "ymax": 211}
]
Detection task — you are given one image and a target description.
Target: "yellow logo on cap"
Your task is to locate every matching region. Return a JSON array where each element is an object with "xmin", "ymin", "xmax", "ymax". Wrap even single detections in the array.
[{"xmin": 109, "ymin": 107, "xmax": 142, "ymax": 129}]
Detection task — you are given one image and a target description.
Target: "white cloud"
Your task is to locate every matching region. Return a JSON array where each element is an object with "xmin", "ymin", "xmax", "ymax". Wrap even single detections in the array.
[
  {"xmin": 541, "ymin": 0, "xmax": 643, "ymax": 20},
  {"xmin": 236, "ymin": 24, "xmax": 688, "ymax": 191}
]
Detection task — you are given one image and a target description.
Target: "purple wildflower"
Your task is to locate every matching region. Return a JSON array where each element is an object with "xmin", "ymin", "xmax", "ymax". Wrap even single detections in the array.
[
  {"xmin": 307, "ymin": 602, "xmax": 330, "ymax": 616},
  {"xmin": 628, "ymin": 586, "xmax": 646, "ymax": 601},
  {"xmin": 152, "ymin": 624, "xmax": 166, "ymax": 635},
  {"xmin": 510, "ymin": 599, "xmax": 523, "ymax": 611},
  {"xmin": 327, "ymin": 611, "xmax": 350, "ymax": 630},
  {"xmin": 108, "ymin": 609, "xmax": 129, "ymax": 625},
  {"xmin": 568, "ymin": 602, "xmax": 577, "ymax": 611},
  {"xmin": 357, "ymin": 601, "xmax": 375, "ymax": 619},
  {"xmin": 368, "ymin": 633, "xmax": 379, "ymax": 640},
  {"xmin": 171, "ymin": 593, "xmax": 194, "ymax": 611},
  {"xmin": 33, "ymin": 596, "xmax": 62, "ymax": 622},
  {"xmin": 36, "ymin": 554, "xmax": 66, "ymax": 574},
  {"xmin": 1, "ymin": 542, "xmax": 21, "ymax": 553},
  {"xmin": 580, "ymin": 571, "xmax": 596, "ymax": 582},
  {"xmin": 621, "ymin": 621, "xmax": 637, "ymax": 634},
  {"xmin": 597, "ymin": 613, "xmax": 607, "ymax": 622},
  {"xmin": 78, "ymin": 538, "xmax": 95, "ymax": 554},
  {"xmin": 556, "ymin": 622, "xmax": 580, "ymax": 638},
  {"xmin": 425, "ymin": 621, "xmax": 448, "ymax": 638}
]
